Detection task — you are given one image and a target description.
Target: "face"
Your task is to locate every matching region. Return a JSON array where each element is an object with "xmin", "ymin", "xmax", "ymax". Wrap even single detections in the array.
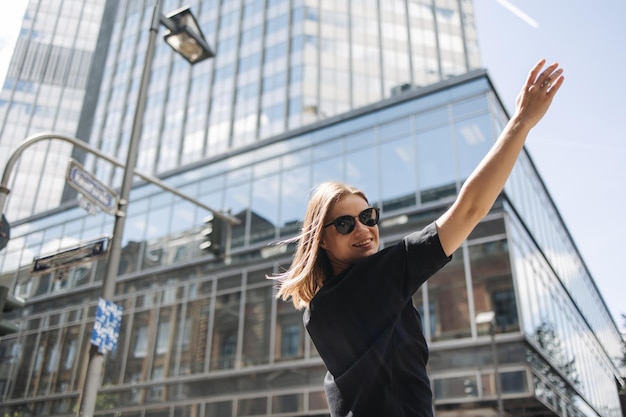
[{"xmin": 320, "ymin": 193, "xmax": 380, "ymax": 275}]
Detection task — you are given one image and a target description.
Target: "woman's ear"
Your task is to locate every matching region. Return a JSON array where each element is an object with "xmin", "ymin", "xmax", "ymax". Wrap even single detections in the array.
[{"xmin": 319, "ymin": 239, "xmax": 327, "ymax": 249}]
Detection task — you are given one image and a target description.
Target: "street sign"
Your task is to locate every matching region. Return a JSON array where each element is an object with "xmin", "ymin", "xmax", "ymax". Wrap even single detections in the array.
[
  {"xmin": 0, "ymin": 214, "xmax": 9, "ymax": 251},
  {"xmin": 90, "ymin": 298, "xmax": 123, "ymax": 353},
  {"xmin": 31, "ymin": 236, "xmax": 110, "ymax": 275},
  {"xmin": 66, "ymin": 159, "xmax": 119, "ymax": 215}
]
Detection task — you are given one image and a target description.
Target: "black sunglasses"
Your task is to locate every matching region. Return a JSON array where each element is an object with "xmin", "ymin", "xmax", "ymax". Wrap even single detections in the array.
[{"xmin": 323, "ymin": 207, "xmax": 380, "ymax": 235}]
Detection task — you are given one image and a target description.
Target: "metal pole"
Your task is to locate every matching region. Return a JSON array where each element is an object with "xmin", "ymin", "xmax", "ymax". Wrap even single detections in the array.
[
  {"xmin": 0, "ymin": 131, "xmax": 239, "ymax": 225},
  {"xmin": 490, "ymin": 321, "xmax": 504, "ymax": 417},
  {"xmin": 78, "ymin": 1, "xmax": 162, "ymax": 415}
]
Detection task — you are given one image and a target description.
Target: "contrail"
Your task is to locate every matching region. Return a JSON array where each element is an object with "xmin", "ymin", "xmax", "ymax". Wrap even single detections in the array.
[{"xmin": 494, "ymin": 0, "xmax": 539, "ymax": 28}]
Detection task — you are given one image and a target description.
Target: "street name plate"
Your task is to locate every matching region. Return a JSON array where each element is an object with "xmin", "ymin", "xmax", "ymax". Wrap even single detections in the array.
[
  {"xmin": 31, "ymin": 236, "xmax": 110, "ymax": 275},
  {"xmin": 66, "ymin": 159, "xmax": 118, "ymax": 215}
]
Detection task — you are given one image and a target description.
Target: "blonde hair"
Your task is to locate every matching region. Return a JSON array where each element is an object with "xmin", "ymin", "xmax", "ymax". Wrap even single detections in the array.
[{"xmin": 270, "ymin": 181, "xmax": 369, "ymax": 310}]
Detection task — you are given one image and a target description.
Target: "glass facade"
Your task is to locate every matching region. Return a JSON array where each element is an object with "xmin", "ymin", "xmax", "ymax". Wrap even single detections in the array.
[
  {"xmin": 0, "ymin": 0, "xmax": 480, "ymax": 221},
  {"xmin": 0, "ymin": 0, "xmax": 108, "ymax": 219},
  {"xmin": 0, "ymin": 72, "xmax": 623, "ymax": 416}
]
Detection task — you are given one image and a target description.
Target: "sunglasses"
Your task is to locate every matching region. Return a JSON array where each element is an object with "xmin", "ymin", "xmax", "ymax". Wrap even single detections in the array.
[{"xmin": 323, "ymin": 207, "xmax": 380, "ymax": 235}]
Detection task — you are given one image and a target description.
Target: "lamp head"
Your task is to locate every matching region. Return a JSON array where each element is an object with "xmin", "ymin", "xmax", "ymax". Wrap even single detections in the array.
[{"xmin": 162, "ymin": 7, "xmax": 214, "ymax": 64}]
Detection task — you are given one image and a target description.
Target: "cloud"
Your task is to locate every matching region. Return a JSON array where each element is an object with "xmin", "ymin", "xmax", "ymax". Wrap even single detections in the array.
[{"xmin": 494, "ymin": 0, "xmax": 539, "ymax": 29}]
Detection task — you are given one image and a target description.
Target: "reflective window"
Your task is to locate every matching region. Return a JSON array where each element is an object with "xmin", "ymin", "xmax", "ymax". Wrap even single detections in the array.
[
  {"xmin": 182, "ymin": 297, "xmax": 211, "ymax": 374},
  {"xmin": 312, "ymin": 153, "xmax": 343, "ymax": 185},
  {"xmin": 250, "ymin": 174, "xmax": 279, "ymax": 243},
  {"xmin": 211, "ymin": 292, "xmax": 241, "ymax": 370},
  {"xmin": 132, "ymin": 324, "xmax": 149, "ymax": 358},
  {"xmin": 275, "ymin": 300, "xmax": 304, "ymax": 361},
  {"xmin": 242, "ymin": 286, "xmax": 272, "ymax": 366},
  {"xmin": 455, "ymin": 114, "xmax": 493, "ymax": 179},
  {"xmin": 469, "ymin": 239, "xmax": 519, "ymax": 333},
  {"xmin": 237, "ymin": 397, "xmax": 267, "ymax": 416},
  {"xmin": 345, "ymin": 145, "xmax": 379, "ymax": 206},
  {"xmin": 380, "ymin": 135, "xmax": 416, "ymax": 211},
  {"xmin": 428, "ymin": 248, "xmax": 470, "ymax": 341},
  {"xmin": 272, "ymin": 393, "xmax": 302, "ymax": 413},
  {"xmin": 224, "ymin": 182, "xmax": 251, "ymax": 248},
  {"xmin": 279, "ymin": 165, "xmax": 310, "ymax": 237},
  {"xmin": 416, "ymin": 125, "xmax": 456, "ymax": 203},
  {"xmin": 433, "ymin": 375, "xmax": 478, "ymax": 399},
  {"xmin": 155, "ymin": 319, "xmax": 170, "ymax": 355}
]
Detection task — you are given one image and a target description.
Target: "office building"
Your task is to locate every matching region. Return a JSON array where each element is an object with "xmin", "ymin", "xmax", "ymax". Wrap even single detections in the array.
[
  {"xmin": 0, "ymin": 0, "xmax": 110, "ymax": 219},
  {"xmin": 0, "ymin": 0, "xmax": 623, "ymax": 416},
  {"xmin": 0, "ymin": 0, "xmax": 479, "ymax": 220}
]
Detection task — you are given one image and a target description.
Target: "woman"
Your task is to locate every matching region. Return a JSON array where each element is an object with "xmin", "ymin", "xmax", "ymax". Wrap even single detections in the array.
[{"xmin": 271, "ymin": 59, "xmax": 564, "ymax": 416}]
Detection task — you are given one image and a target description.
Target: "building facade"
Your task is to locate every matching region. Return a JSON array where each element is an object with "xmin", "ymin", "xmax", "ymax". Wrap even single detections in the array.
[
  {"xmin": 0, "ymin": 70, "xmax": 624, "ymax": 416},
  {"xmin": 0, "ymin": 0, "xmax": 624, "ymax": 416},
  {"xmin": 0, "ymin": 0, "xmax": 479, "ymax": 220},
  {"xmin": 0, "ymin": 0, "xmax": 111, "ymax": 219}
]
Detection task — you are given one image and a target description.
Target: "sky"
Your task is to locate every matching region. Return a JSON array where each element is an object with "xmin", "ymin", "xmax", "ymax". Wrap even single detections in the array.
[
  {"xmin": 0, "ymin": 1, "xmax": 624, "ymax": 331},
  {"xmin": 472, "ymin": 0, "xmax": 626, "ymax": 332}
]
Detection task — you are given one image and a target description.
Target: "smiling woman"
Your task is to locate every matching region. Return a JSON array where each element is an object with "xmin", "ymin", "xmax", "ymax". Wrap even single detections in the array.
[{"xmin": 269, "ymin": 60, "xmax": 565, "ymax": 416}]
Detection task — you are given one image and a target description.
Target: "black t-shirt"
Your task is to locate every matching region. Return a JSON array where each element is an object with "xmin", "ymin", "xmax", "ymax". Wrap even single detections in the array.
[{"xmin": 304, "ymin": 222, "xmax": 451, "ymax": 416}]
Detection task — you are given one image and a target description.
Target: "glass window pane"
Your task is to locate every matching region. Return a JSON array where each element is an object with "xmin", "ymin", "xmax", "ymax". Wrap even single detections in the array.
[
  {"xmin": 211, "ymin": 292, "xmax": 241, "ymax": 370},
  {"xmin": 380, "ymin": 135, "xmax": 416, "ymax": 211},
  {"xmin": 242, "ymin": 286, "xmax": 272, "ymax": 366},
  {"xmin": 345, "ymin": 145, "xmax": 379, "ymax": 206},
  {"xmin": 470, "ymin": 239, "xmax": 519, "ymax": 334},
  {"xmin": 417, "ymin": 125, "xmax": 455, "ymax": 203},
  {"xmin": 433, "ymin": 375, "xmax": 478, "ymax": 399},
  {"xmin": 183, "ymin": 297, "xmax": 212, "ymax": 374},
  {"xmin": 237, "ymin": 397, "xmax": 267, "ymax": 416},
  {"xmin": 250, "ymin": 174, "xmax": 279, "ymax": 243},
  {"xmin": 455, "ymin": 114, "xmax": 493, "ymax": 180},
  {"xmin": 279, "ymin": 165, "xmax": 310, "ymax": 237},
  {"xmin": 275, "ymin": 300, "xmax": 304, "ymax": 361},
  {"xmin": 272, "ymin": 393, "xmax": 303, "ymax": 413},
  {"xmin": 312, "ymin": 155, "xmax": 343, "ymax": 187},
  {"xmin": 224, "ymin": 182, "xmax": 251, "ymax": 248},
  {"xmin": 428, "ymin": 248, "xmax": 471, "ymax": 341}
]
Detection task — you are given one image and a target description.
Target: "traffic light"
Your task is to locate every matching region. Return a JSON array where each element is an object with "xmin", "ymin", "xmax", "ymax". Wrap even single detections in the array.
[
  {"xmin": 199, "ymin": 214, "xmax": 224, "ymax": 256},
  {"xmin": 0, "ymin": 214, "xmax": 10, "ymax": 251},
  {"xmin": 0, "ymin": 285, "xmax": 25, "ymax": 336}
]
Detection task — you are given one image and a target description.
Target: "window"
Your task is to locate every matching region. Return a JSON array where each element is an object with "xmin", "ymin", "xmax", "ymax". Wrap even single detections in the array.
[
  {"xmin": 149, "ymin": 367, "xmax": 164, "ymax": 400},
  {"xmin": 281, "ymin": 323, "xmax": 301, "ymax": 358},
  {"xmin": 221, "ymin": 333, "xmax": 236, "ymax": 368},
  {"xmin": 156, "ymin": 321, "xmax": 170, "ymax": 355},
  {"xmin": 493, "ymin": 289, "xmax": 518, "ymax": 329},
  {"xmin": 134, "ymin": 326, "xmax": 149, "ymax": 357}
]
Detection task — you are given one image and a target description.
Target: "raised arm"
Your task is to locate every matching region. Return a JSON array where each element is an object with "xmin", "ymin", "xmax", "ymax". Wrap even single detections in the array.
[{"xmin": 435, "ymin": 59, "xmax": 564, "ymax": 256}]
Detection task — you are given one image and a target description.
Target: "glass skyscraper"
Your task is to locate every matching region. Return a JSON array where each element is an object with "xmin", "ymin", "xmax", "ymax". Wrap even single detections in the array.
[
  {"xmin": 1, "ymin": 0, "xmax": 479, "ymax": 220},
  {"xmin": 0, "ymin": 0, "xmax": 109, "ymax": 219},
  {"xmin": 0, "ymin": 1, "xmax": 623, "ymax": 416}
]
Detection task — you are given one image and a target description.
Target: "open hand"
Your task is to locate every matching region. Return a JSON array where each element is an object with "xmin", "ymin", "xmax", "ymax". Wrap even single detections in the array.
[{"xmin": 513, "ymin": 59, "xmax": 565, "ymax": 129}]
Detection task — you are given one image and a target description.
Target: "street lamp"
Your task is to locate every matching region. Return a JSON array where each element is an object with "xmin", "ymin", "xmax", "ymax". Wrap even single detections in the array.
[
  {"xmin": 161, "ymin": 6, "xmax": 215, "ymax": 64},
  {"xmin": 78, "ymin": 2, "xmax": 214, "ymax": 416},
  {"xmin": 476, "ymin": 311, "xmax": 504, "ymax": 417}
]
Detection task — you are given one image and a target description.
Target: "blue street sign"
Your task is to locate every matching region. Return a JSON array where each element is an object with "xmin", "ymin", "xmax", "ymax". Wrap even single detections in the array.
[
  {"xmin": 90, "ymin": 298, "xmax": 123, "ymax": 354},
  {"xmin": 66, "ymin": 159, "xmax": 119, "ymax": 215}
]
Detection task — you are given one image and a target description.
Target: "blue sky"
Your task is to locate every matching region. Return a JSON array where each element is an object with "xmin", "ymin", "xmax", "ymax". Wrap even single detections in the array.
[
  {"xmin": 473, "ymin": 0, "xmax": 626, "ymax": 330},
  {"xmin": 1, "ymin": 1, "xmax": 624, "ymax": 330}
]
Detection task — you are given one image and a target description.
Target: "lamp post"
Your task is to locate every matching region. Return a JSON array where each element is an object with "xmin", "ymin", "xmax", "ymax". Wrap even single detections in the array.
[
  {"xmin": 78, "ymin": 2, "xmax": 214, "ymax": 416},
  {"xmin": 476, "ymin": 311, "xmax": 504, "ymax": 417}
]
